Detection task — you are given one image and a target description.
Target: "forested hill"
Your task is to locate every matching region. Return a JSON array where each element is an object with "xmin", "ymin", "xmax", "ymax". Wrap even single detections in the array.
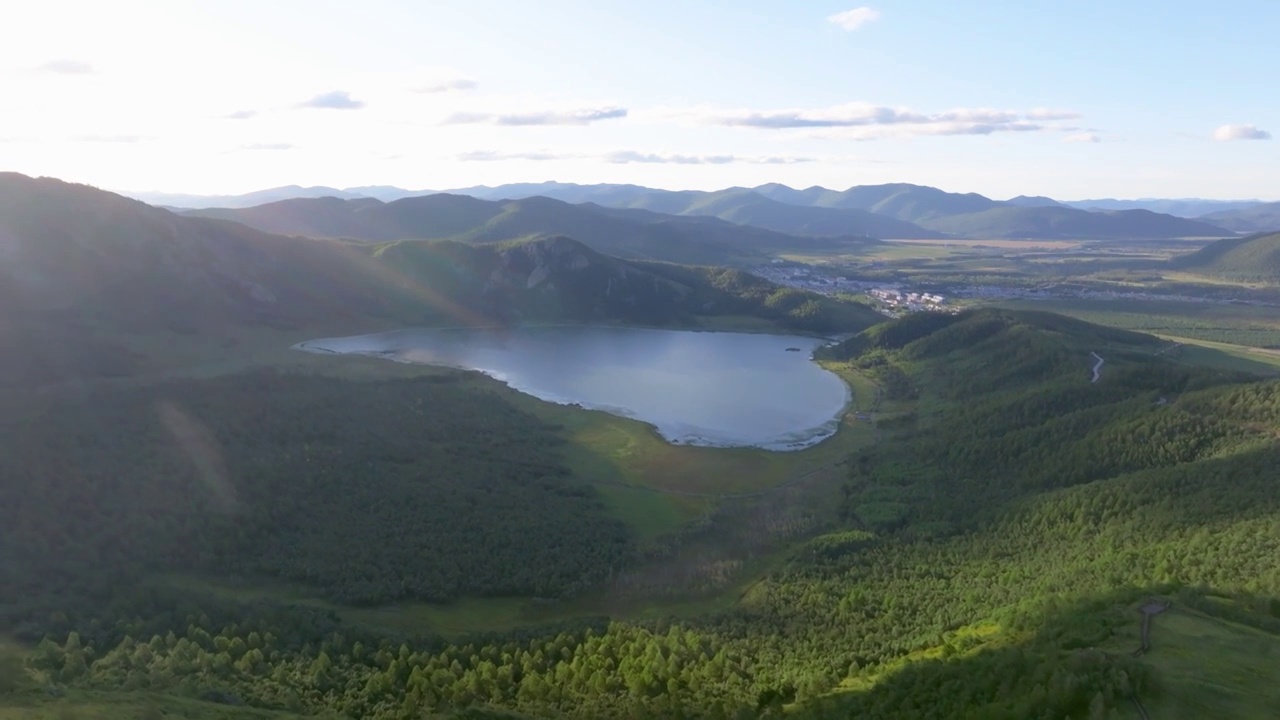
[
  {"xmin": 917, "ymin": 205, "xmax": 1230, "ymax": 239},
  {"xmin": 0, "ymin": 173, "xmax": 879, "ymax": 386},
  {"xmin": 567, "ymin": 188, "xmax": 942, "ymax": 239},
  {"xmin": 440, "ymin": 181, "xmax": 1232, "ymax": 240},
  {"xmin": 452, "ymin": 181, "xmax": 1233, "ymax": 240},
  {"xmin": 819, "ymin": 306, "xmax": 1159, "ymax": 364},
  {"xmin": 0, "ymin": 172, "xmax": 406, "ymax": 385},
  {"xmin": 7, "ymin": 303, "xmax": 1279, "ymax": 718},
  {"xmin": 354, "ymin": 236, "xmax": 884, "ymax": 332},
  {"xmin": 182, "ymin": 192, "xmax": 875, "ymax": 266},
  {"xmin": 1171, "ymin": 231, "xmax": 1280, "ymax": 281}
]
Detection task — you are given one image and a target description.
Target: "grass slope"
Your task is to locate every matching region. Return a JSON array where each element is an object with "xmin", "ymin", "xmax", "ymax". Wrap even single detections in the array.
[
  {"xmin": 1172, "ymin": 231, "xmax": 1280, "ymax": 281},
  {"xmin": 1112, "ymin": 607, "xmax": 1280, "ymax": 719},
  {"xmin": 920, "ymin": 205, "xmax": 1230, "ymax": 239}
]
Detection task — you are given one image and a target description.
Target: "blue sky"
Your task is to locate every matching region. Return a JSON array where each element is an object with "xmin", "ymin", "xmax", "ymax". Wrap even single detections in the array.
[{"xmin": 1, "ymin": 0, "xmax": 1276, "ymax": 198}]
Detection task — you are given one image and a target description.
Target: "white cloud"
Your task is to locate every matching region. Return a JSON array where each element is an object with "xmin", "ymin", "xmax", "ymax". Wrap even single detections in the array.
[
  {"xmin": 605, "ymin": 151, "xmax": 734, "ymax": 164},
  {"xmin": 298, "ymin": 90, "xmax": 365, "ymax": 110},
  {"xmin": 34, "ymin": 59, "xmax": 93, "ymax": 75},
  {"xmin": 827, "ymin": 7, "xmax": 881, "ymax": 31},
  {"xmin": 1063, "ymin": 132, "xmax": 1101, "ymax": 143},
  {"xmin": 685, "ymin": 102, "xmax": 1081, "ymax": 139},
  {"xmin": 457, "ymin": 150, "xmax": 582, "ymax": 161},
  {"xmin": 1027, "ymin": 108, "xmax": 1083, "ymax": 121},
  {"xmin": 396, "ymin": 66, "xmax": 480, "ymax": 93},
  {"xmin": 224, "ymin": 110, "xmax": 257, "ymax": 120},
  {"xmin": 239, "ymin": 142, "xmax": 294, "ymax": 151},
  {"xmin": 74, "ymin": 134, "xmax": 146, "ymax": 143},
  {"xmin": 604, "ymin": 151, "xmax": 813, "ymax": 165},
  {"xmin": 1213, "ymin": 124, "xmax": 1271, "ymax": 141},
  {"xmin": 418, "ymin": 77, "xmax": 478, "ymax": 93},
  {"xmin": 455, "ymin": 150, "xmax": 815, "ymax": 165},
  {"xmin": 443, "ymin": 106, "xmax": 627, "ymax": 126}
]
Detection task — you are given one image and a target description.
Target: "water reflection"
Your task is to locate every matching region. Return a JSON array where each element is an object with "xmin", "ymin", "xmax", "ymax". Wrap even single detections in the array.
[{"xmin": 296, "ymin": 327, "xmax": 850, "ymax": 451}]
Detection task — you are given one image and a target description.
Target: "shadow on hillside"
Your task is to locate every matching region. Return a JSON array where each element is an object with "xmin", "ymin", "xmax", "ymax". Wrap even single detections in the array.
[{"xmin": 789, "ymin": 586, "xmax": 1280, "ymax": 720}]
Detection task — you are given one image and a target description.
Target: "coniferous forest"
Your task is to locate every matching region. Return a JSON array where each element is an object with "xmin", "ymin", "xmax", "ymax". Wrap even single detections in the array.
[{"xmin": 3, "ymin": 308, "xmax": 1280, "ymax": 718}]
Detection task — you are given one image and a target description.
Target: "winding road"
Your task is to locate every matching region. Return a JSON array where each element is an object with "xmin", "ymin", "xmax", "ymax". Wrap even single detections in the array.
[{"xmin": 1090, "ymin": 352, "xmax": 1105, "ymax": 383}]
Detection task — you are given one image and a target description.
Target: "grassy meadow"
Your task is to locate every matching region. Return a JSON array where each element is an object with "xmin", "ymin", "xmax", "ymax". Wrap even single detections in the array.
[{"xmin": 1108, "ymin": 606, "xmax": 1280, "ymax": 719}]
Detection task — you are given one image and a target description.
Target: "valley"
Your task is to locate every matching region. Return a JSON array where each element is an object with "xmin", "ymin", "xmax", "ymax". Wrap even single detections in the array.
[
  {"xmin": 3, "ymin": 173, "xmax": 1280, "ymax": 720},
  {"xmin": 9, "ymin": 2, "xmax": 1280, "ymax": 716}
]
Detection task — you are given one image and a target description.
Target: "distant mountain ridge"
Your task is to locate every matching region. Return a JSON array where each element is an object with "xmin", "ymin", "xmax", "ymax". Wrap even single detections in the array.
[
  {"xmin": 438, "ymin": 181, "xmax": 1232, "ymax": 239},
  {"xmin": 1005, "ymin": 195, "xmax": 1064, "ymax": 208},
  {"xmin": 127, "ymin": 184, "xmax": 437, "ymax": 208},
  {"xmin": 183, "ymin": 194, "xmax": 881, "ymax": 266},
  {"xmin": 1197, "ymin": 201, "xmax": 1280, "ymax": 234},
  {"xmin": 581, "ymin": 187, "xmax": 941, "ymax": 239},
  {"xmin": 0, "ymin": 172, "xmax": 878, "ymax": 385},
  {"xmin": 1064, "ymin": 198, "xmax": 1264, "ymax": 218},
  {"xmin": 129, "ymin": 180, "xmax": 1236, "ymax": 240}
]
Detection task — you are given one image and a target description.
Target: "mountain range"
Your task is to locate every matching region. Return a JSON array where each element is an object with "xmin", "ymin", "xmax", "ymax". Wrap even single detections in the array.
[
  {"xmin": 1065, "ymin": 197, "xmax": 1264, "ymax": 218},
  {"xmin": 182, "ymin": 194, "xmax": 877, "ymax": 265},
  {"xmin": 164, "ymin": 181, "xmax": 1238, "ymax": 241},
  {"xmin": 0, "ymin": 172, "xmax": 875, "ymax": 385},
  {"xmin": 129, "ymin": 181, "xmax": 1280, "ymax": 233},
  {"xmin": 437, "ymin": 182, "xmax": 1236, "ymax": 238},
  {"xmin": 1198, "ymin": 201, "xmax": 1280, "ymax": 234},
  {"xmin": 130, "ymin": 184, "xmax": 431, "ymax": 209}
]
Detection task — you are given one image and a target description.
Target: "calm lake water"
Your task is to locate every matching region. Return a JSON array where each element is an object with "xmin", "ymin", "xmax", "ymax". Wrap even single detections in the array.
[{"xmin": 295, "ymin": 327, "xmax": 850, "ymax": 451}]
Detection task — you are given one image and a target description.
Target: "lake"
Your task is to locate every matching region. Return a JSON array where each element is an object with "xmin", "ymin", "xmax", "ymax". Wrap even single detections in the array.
[{"xmin": 295, "ymin": 326, "xmax": 850, "ymax": 451}]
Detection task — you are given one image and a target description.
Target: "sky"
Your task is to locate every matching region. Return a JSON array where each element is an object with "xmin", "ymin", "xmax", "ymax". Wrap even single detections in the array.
[{"xmin": 1, "ymin": 0, "xmax": 1277, "ymax": 200}]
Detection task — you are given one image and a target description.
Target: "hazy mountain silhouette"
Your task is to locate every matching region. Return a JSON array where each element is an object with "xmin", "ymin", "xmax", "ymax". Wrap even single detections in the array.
[
  {"xmin": 1005, "ymin": 195, "xmax": 1064, "ymax": 208},
  {"xmin": 0, "ymin": 173, "xmax": 880, "ymax": 385},
  {"xmin": 184, "ymin": 194, "xmax": 880, "ymax": 265},
  {"xmin": 1197, "ymin": 201, "xmax": 1280, "ymax": 233},
  {"xmin": 1065, "ymin": 198, "xmax": 1264, "ymax": 218},
  {"xmin": 133, "ymin": 180, "xmax": 1234, "ymax": 240},
  {"xmin": 750, "ymin": 183, "xmax": 1228, "ymax": 238}
]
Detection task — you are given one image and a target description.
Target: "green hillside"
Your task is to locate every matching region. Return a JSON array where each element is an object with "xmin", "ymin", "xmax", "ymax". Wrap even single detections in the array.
[
  {"xmin": 0, "ymin": 174, "xmax": 876, "ymax": 388},
  {"xmin": 186, "ymin": 193, "xmax": 867, "ymax": 266},
  {"xmin": 1172, "ymin": 231, "xmax": 1280, "ymax": 281},
  {"xmin": 173, "ymin": 181, "xmax": 1235, "ymax": 242},
  {"xmin": 1200, "ymin": 201, "xmax": 1280, "ymax": 233},
  {"xmin": 0, "ymin": 173, "xmax": 412, "ymax": 384},
  {"xmin": 752, "ymin": 182, "xmax": 1231, "ymax": 239},
  {"xmin": 603, "ymin": 188, "xmax": 939, "ymax": 238},
  {"xmin": 7, "ymin": 305, "xmax": 1280, "ymax": 718},
  {"xmin": 919, "ymin": 205, "xmax": 1229, "ymax": 239},
  {"xmin": 815, "ymin": 182, "xmax": 1000, "ymax": 220},
  {"xmin": 363, "ymin": 236, "xmax": 882, "ymax": 331}
]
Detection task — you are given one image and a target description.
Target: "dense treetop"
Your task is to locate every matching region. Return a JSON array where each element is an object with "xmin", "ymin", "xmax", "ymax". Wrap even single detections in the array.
[{"xmin": 5, "ymin": 308, "xmax": 1279, "ymax": 718}]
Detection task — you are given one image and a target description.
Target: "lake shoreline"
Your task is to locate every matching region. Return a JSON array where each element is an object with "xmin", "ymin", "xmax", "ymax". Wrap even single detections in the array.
[{"xmin": 294, "ymin": 325, "xmax": 853, "ymax": 453}]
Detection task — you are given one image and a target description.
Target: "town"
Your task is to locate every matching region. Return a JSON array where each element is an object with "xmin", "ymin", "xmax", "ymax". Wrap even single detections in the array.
[{"xmin": 752, "ymin": 260, "xmax": 1277, "ymax": 314}]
